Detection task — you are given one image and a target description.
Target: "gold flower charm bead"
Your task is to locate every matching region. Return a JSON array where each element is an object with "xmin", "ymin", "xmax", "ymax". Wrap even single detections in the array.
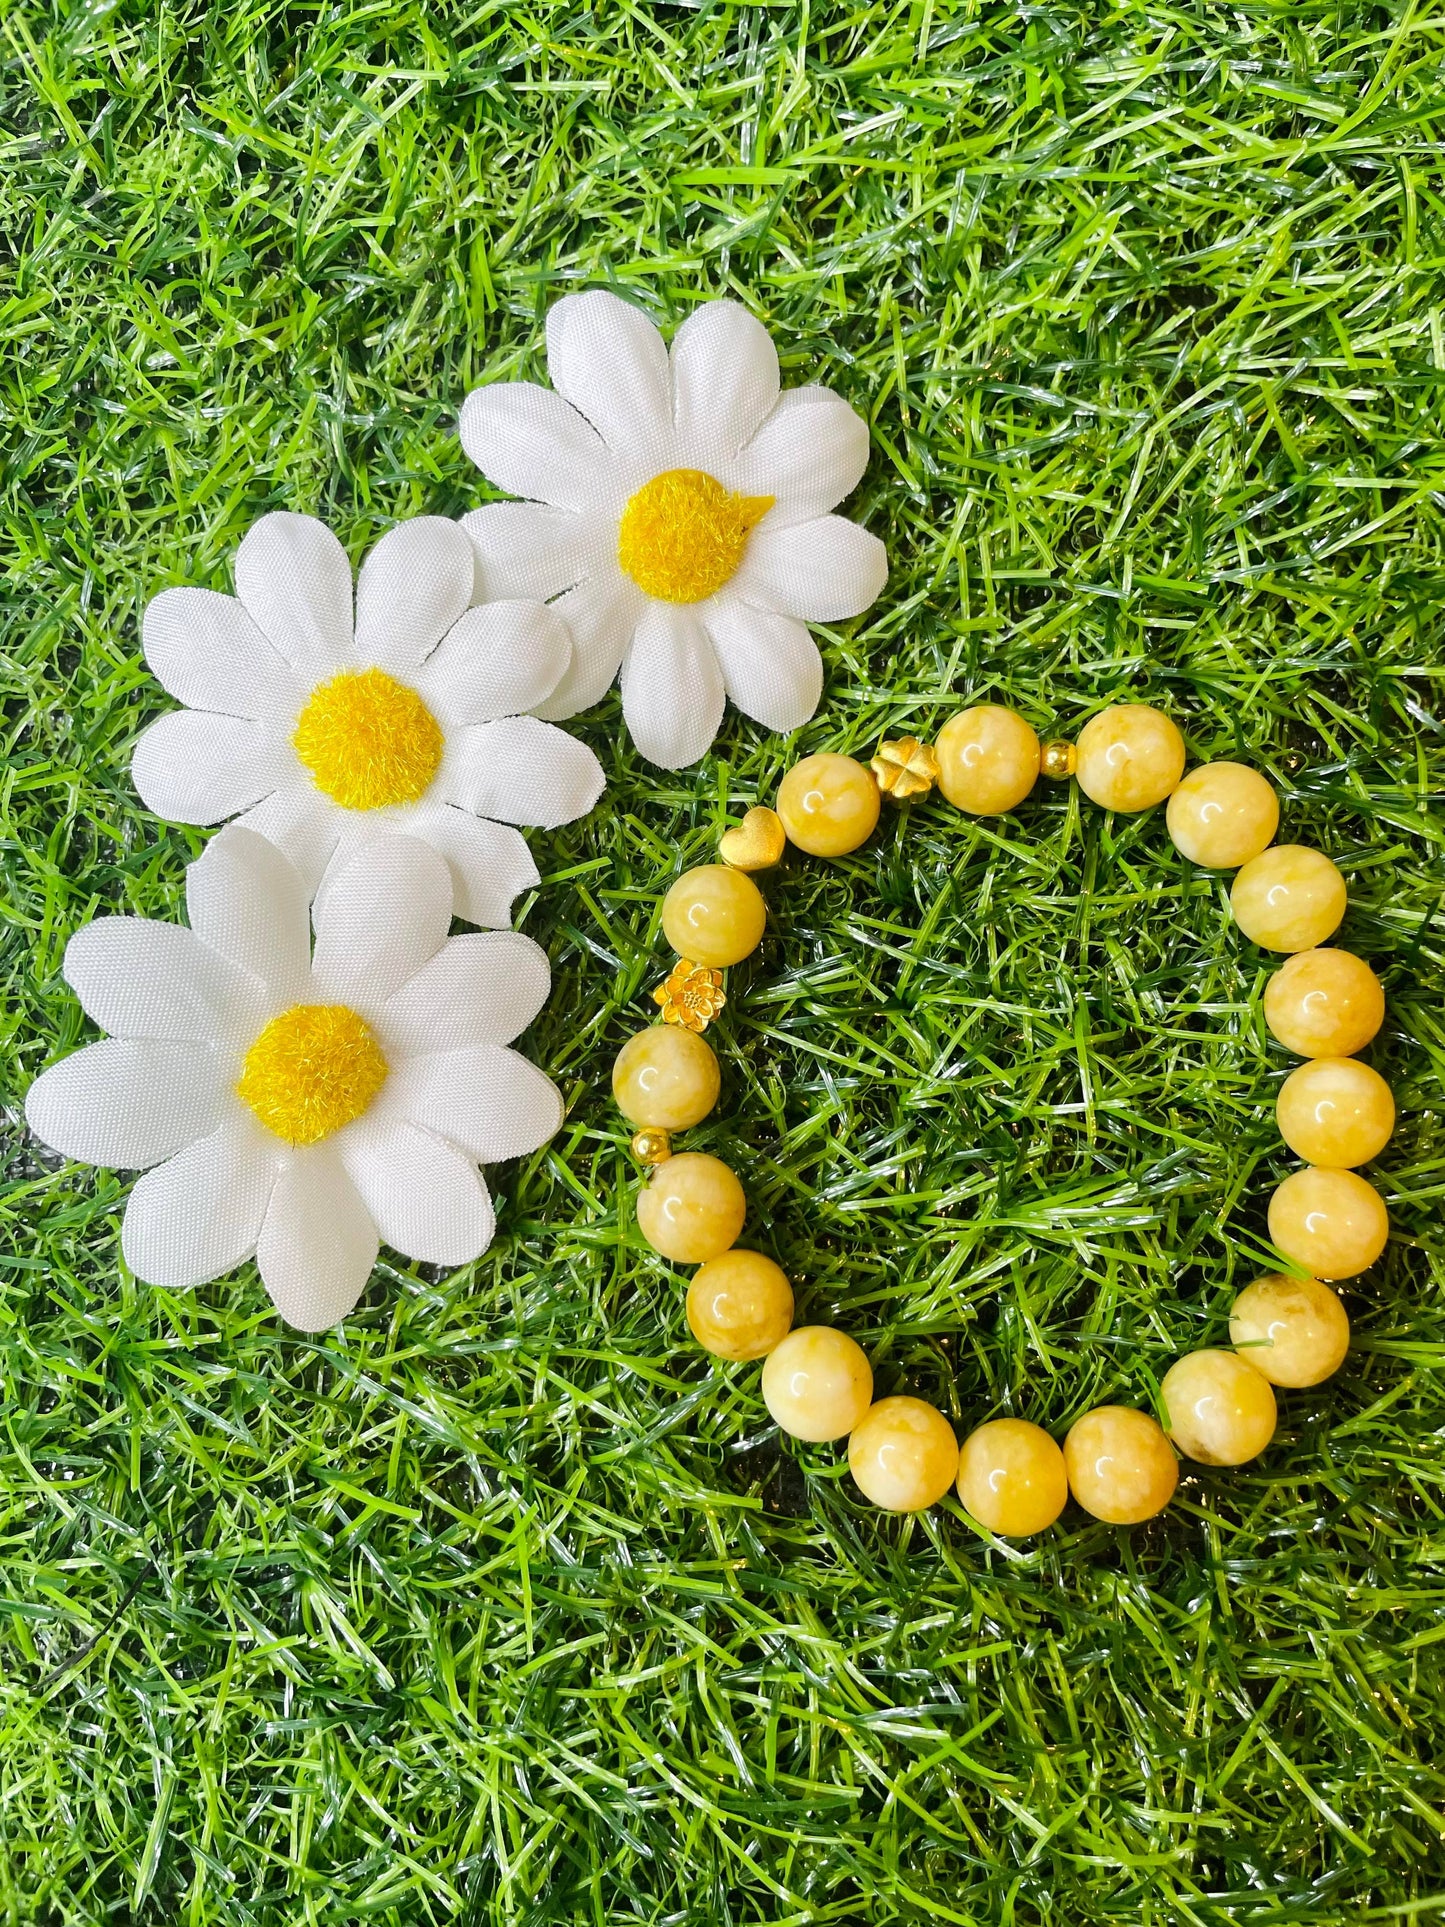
[
  {"xmin": 653, "ymin": 958, "xmax": 727, "ymax": 1032},
  {"xmin": 872, "ymin": 736, "xmax": 940, "ymax": 802},
  {"xmin": 630, "ymin": 1128, "xmax": 673, "ymax": 1166},
  {"xmin": 1040, "ymin": 739, "xmax": 1077, "ymax": 781}
]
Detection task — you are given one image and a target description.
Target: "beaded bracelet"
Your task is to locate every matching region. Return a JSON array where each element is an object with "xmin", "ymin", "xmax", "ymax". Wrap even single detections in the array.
[{"xmin": 611, "ymin": 702, "xmax": 1392, "ymax": 1531}]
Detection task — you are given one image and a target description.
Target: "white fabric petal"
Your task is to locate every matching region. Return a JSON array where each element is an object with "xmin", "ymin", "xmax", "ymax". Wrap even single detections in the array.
[
  {"xmin": 230, "ymin": 786, "xmax": 343, "ymax": 900},
  {"xmin": 339, "ymin": 1117, "xmax": 495, "ymax": 1266},
  {"xmin": 256, "ymin": 1148, "xmax": 379, "ymax": 1331},
  {"xmin": 461, "ymin": 503, "xmax": 611, "ymax": 604},
  {"xmin": 132, "ymin": 711, "xmax": 294, "ymax": 826},
  {"xmin": 399, "ymin": 808, "xmax": 540, "ymax": 930},
  {"xmin": 379, "ymin": 932, "xmax": 552, "ymax": 1055},
  {"xmin": 233, "ymin": 513, "xmax": 354, "ymax": 673},
  {"xmin": 702, "ymin": 597, "xmax": 823, "ymax": 732},
  {"xmin": 546, "ymin": 290, "xmax": 673, "ymax": 467},
  {"xmin": 440, "ymin": 716, "xmax": 604, "ymax": 829},
  {"xmin": 732, "ymin": 515, "xmax": 888, "ymax": 622},
  {"xmin": 64, "ymin": 918, "xmax": 265, "ymax": 1046},
  {"xmin": 311, "ymin": 835, "xmax": 453, "ymax": 1010},
  {"xmin": 26, "ymin": 1039, "xmax": 226, "ymax": 1170},
  {"xmin": 620, "ymin": 603, "xmax": 726, "ymax": 770},
  {"xmin": 142, "ymin": 588, "xmax": 304, "ymax": 723},
  {"xmin": 459, "ymin": 382, "xmax": 616, "ymax": 513},
  {"xmin": 671, "ymin": 300, "xmax": 780, "ymax": 469},
  {"xmin": 354, "ymin": 518, "xmax": 475, "ymax": 675},
  {"xmin": 121, "ymin": 1114, "xmax": 280, "ymax": 1289},
  {"xmin": 379, "ymin": 1047, "xmax": 563, "ymax": 1163},
  {"xmin": 731, "ymin": 386, "xmax": 872, "ymax": 527},
  {"xmin": 416, "ymin": 600, "xmax": 572, "ymax": 726},
  {"xmin": 530, "ymin": 571, "xmax": 642, "ymax": 721},
  {"xmin": 185, "ymin": 825, "xmax": 312, "ymax": 1009}
]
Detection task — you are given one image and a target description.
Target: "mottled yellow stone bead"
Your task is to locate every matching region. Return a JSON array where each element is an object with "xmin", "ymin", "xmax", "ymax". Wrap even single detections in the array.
[
  {"xmin": 1263, "ymin": 948, "xmax": 1384, "ymax": 1058},
  {"xmin": 686, "ymin": 1250, "xmax": 794, "ymax": 1362},
  {"xmin": 1165, "ymin": 761, "xmax": 1279, "ymax": 869},
  {"xmin": 1229, "ymin": 1274, "xmax": 1351, "ymax": 1388},
  {"xmin": 660, "ymin": 864, "xmax": 766, "ymax": 968},
  {"xmin": 635, "ymin": 1151, "xmax": 745, "ymax": 1264},
  {"xmin": 956, "ymin": 1418, "xmax": 1068, "ymax": 1537},
  {"xmin": 935, "ymin": 706, "xmax": 1041, "ymax": 816},
  {"xmin": 776, "ymin": 753, "xmax": 881, "ymax": 857},
  {"xmin": 1063, "ymin": 1407, "xmax": 1179, "ymax": 1525},
  {"xmin": 1276, "ymin": 1057, "xmax": 1395, "ymax": 1167},
  {"xmin": 1231, "ymin": 846, "xmax": 1346, "ymax": 953},
  {"xmin": 1074, "ymin": 704, "xmax": 1186, "ymax": 813},
  {"xmin": 1268, "ymin": 1166, "xmax": 1389, "ymax": 1280},
  {"xmin": 761, "ymin": 1325, "xmax": 873, "ymax": 1442},
  {"xmin": 849, "ymin": 1397, "xmax": 960, "ymax": 1512},
  {"xmin": 1160, "ymin": 1349, "xmax": 1277, "ymax": 1466},
  {"xmin": 612, "ymin": 1026, "xmax": 720, "ymax": 1131}
]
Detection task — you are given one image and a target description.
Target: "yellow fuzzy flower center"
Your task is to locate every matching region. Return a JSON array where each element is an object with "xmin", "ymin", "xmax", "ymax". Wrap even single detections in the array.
[
  {"xmin": 237, "ymin": 1004, "xmax": 389, "ymax": 1146},
  {"xmin": 617, "ymin": 468, "xmax": 773, "ymax": 604},
  {"xmin": 293, "ymin": 668, "xmax": 444, "ymax": 811}
]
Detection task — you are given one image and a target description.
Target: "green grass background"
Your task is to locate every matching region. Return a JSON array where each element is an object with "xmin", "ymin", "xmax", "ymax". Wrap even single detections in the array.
[{"xmin": 4, "ymin": 1, "xmax": 1445, "ymax": 1921}]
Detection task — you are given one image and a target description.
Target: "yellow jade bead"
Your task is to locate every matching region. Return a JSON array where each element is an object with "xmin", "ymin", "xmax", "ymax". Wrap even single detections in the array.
[
  {"xmin": 1160, "ymin": 1349, "xmax": 1277, "ymax": 1466},
  {"xmin": 761, "ymin": 1326, "xmax": 873, "ymax": 1442},
  {"xmin": 1165, "ymin": 761, "xmax": 1279, "ymax": 869},
  {"xmin": 1063, "ymin": 1407, "xmax": 1178, "ymax": 1525},
  {"xmin": 1276, "ymin": 1057, "xmax": 1395, "ymax": 1167},
  {"xmin": 776, "ymin": 753, "xmax": 881, "ymax": 857},
  {"xmin": 612, "ymin": 1026, "xmax": 720, "ymax": 1131},
  {"xmin": 661, "ymin": 865, "xmax": 766, "ymax": 968},
  {"xmin": 1231, "ymin": 846, "xmax": 1346, "ymax": 953},
  {"xmin": 1268, "ymin": 1166, "xmax": 1389, "ymax": 1280},
  {"xmin": 635, "ymin": 1151, "xmax": 746, "ymax": 1264},
  {"xmin": 956, "ymin": 1418, "xmax": 1068, "ymax": 1537},
  {"xmin": 686, "ymin": 1250, "xmax": 794, "ymax": 1362},
  {"xmin": 1230, "ymin": 1274, "xmax": 1351, "ymax": 1388},
  {"xmin": 1074, "ymin": 704, "xmax": 1186, "ymax": 813},
  {"xmin": 1263, "ymin": 948, "xmax": 1384, "ymax": 1058},
  {"xmin": 935, "ymin": 706, "xmax": 1041, "ymax": 816},
  {"xmin": 848, "ymin": 1397, "xmax": 960, "ymax": 1512}
]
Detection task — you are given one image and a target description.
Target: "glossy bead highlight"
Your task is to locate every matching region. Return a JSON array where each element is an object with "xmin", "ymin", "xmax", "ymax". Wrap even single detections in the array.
[
  {"xmin": 776, "ymin": 753, "xmax": 881, "ymax": 857},
  {"xmin": 935, "ymin": 706, "xmax": 1041, "ymax": 815},
  {"xmin": 1268, "ymin": 1166, "xmax": 1389, "ymax": 1279},
  {"xmin": 613, "ymin": 1026, "xmax": 721, "ymax": 1130},
  {"xmin": 849, "ymin": 1397, "xmax": 960, "ymax": 1511},
  {"xmin": 1231, "ymin": 846, "xmax": 1346, "ymax": 953},
  {"xmin": 636, "ymin": 1151, "xmax": 746, "ymax": 1264},
  {"xmin": 1160, "ymin": 1349, "xmax": 1277, "ymax": 1466},
  {"xmin": 686, "ymin": 1250, "xmax": 794, "ymax": 1362},
  {"xmin": 1230, "ymin": 1274, "xmax": 1350, "ymax": 1388},
  {"xmin": 761, "ymin": 1326, "xmax": 873, "ymax": 1442},
  {"xmin": 1276, "ymin": 1057, "xmax": 1395, "ymax": 1167},
  {"xmin": 1165, "ymin": 761, "xmax": 1279, "ymax": 868},
  {"xmin": 956, "ymin": 1418, "xmax": 1068, "ymax": 1537},
  {"xmin": 1263, "ymin": 948, "xmax": 1384, "ymax": 1058},
  {"xmin": 1074, "ymin": 705, "xmax": 1185, "ymax": 813},
  {"xmin": 661, "ymin": 865, "xmax": 766, "ymax": 968},
  {"xmin": 1063, "ymin": 1407, "xmax": 1178, "ymax": 1524}
]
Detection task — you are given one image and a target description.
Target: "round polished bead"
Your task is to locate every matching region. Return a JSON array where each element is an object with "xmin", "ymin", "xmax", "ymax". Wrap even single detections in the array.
[
  {"xmin": 686, "ymin": 1250, "xmax": 794, "ymax": 1362},
  {"xmin": 1229, "ymin": 1274, "xmax": 1351, "ymax": 1388},
  {"xmin": 956, "ymin": 1418, "xmax": 1068, "ymax": 1537},
  {"xmin": 1276, "ymin": 1057, "xmax": 1395, "ymax": 1167},
  {"xmin": 1160, "ymin": 1349, "xmax": 1277, "ymax": 1466},
  {"xmin": 1231, "ymin": 846, "xmax": 1346, "ymax": 953},
  {"xmin": 849, "ymin": 1397, "xmax": 960, "ymax": 1512},
  {"xmin": 935, "ymin": 706, "xmax": 1041, "ymax": 816},
  {"xmin": 1165, "ymin": 761, "xmax": 1279, "ymax": 869},
  {"xmin": 761, "ymin": 1326, "xmax": 873, "ymax": 1442},
  {"xmin": 630, "ymin": 1127, "xmax": 673, "ymax": 1166},
  {"xmin": 635, "ymin": 1151, "xmax": 745, "ymax": 1264},
  {"xmin": 1268, "ymin": 1166, "xmax": 1388, "ymax": 1279},
  {"xmin": 1074, "ymin": 704, "xmax": 1186, "ymax": 813},
  {"xmin": 660, "ymin": 864, "xmax": 766, "ymax": 968},
  {"xmin": 612, "ymin": 1026, "xmax": 721, "ymax": 1131},
  {"xmin": 776, "ymin": 753, "xmax": 880, "ymax": 857},
  {"xmin": 1063, "ymin": 1406, "xmax": 1178, "ymax": 1525},
  {"xmin": 1263, "ymin": 948, "xmax": 1384, "ymax": 1058}
]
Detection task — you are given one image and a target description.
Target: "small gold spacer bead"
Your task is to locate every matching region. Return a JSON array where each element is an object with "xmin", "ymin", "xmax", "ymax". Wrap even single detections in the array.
[
  {"xmin": 630, "ymin": 1127, "xmax": 673, "ymax": 1166},
  {"xmin": 1040, "ymin": 739, "xmax": 1077, "ymax": 780},
  {"xmin": 871, "ymin": 736, "xmax": 940, "ymax": 802}
]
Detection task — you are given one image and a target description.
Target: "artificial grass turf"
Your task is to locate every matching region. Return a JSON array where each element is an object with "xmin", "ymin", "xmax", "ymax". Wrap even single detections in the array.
[{"xmin": 3, "ymin": 0, "xmax": 1445, "ymax": 1920}]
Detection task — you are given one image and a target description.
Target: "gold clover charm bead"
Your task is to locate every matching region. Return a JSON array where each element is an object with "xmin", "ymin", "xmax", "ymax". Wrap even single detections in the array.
[
  {"xmin": 653, "ymin": 958, "xmax": 727, "ymax": 1032},
  {"xmin": 718, "ymin": 806, "xmax": 785, "ymax": 872},
  {"xmin": 871, "ymin": 736, "xmax": 939, "ymax": 802},
  {"xmin": 1040, "ymin": 739, "xmax": 1077, "ymax": 780}
]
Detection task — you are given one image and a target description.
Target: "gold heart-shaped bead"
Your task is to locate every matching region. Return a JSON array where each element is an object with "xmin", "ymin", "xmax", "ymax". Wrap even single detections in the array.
[{"xmin": 718, "ymin": 806, "xmax": 785, "ymax": 872}]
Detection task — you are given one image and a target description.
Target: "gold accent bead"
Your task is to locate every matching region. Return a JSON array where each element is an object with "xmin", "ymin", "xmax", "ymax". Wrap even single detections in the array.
[
  {"xmin": 871, "ymin": 736, "xmax": 940, "ymax": 802},
  {"xmin": 630, "ymin": 1128, "xmax": 673, "ymax": 1166},
  {"xmin": 1040, "ymin": 739, "xmax": 1077, "ymax": 780},
  {"xmin": 652, "ymin": 957, "xmax": 726, "ymax": 1033},
  {"xmin": 718, "ymin": 805, "xmax": 785, "ymax": 872}
]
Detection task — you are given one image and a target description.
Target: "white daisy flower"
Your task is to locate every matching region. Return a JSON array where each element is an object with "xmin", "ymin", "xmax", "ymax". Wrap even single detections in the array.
[
  {"xmin": 459, "ymin": 291, "xmax": 888, "ymax": 769},
  {"xmin": 132, "ymin": 512, "xmax": 605, "ymax": 926},
  {"xmin": 25, "ymin": 827, "xmax": 564, "ymax": 1332}
]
